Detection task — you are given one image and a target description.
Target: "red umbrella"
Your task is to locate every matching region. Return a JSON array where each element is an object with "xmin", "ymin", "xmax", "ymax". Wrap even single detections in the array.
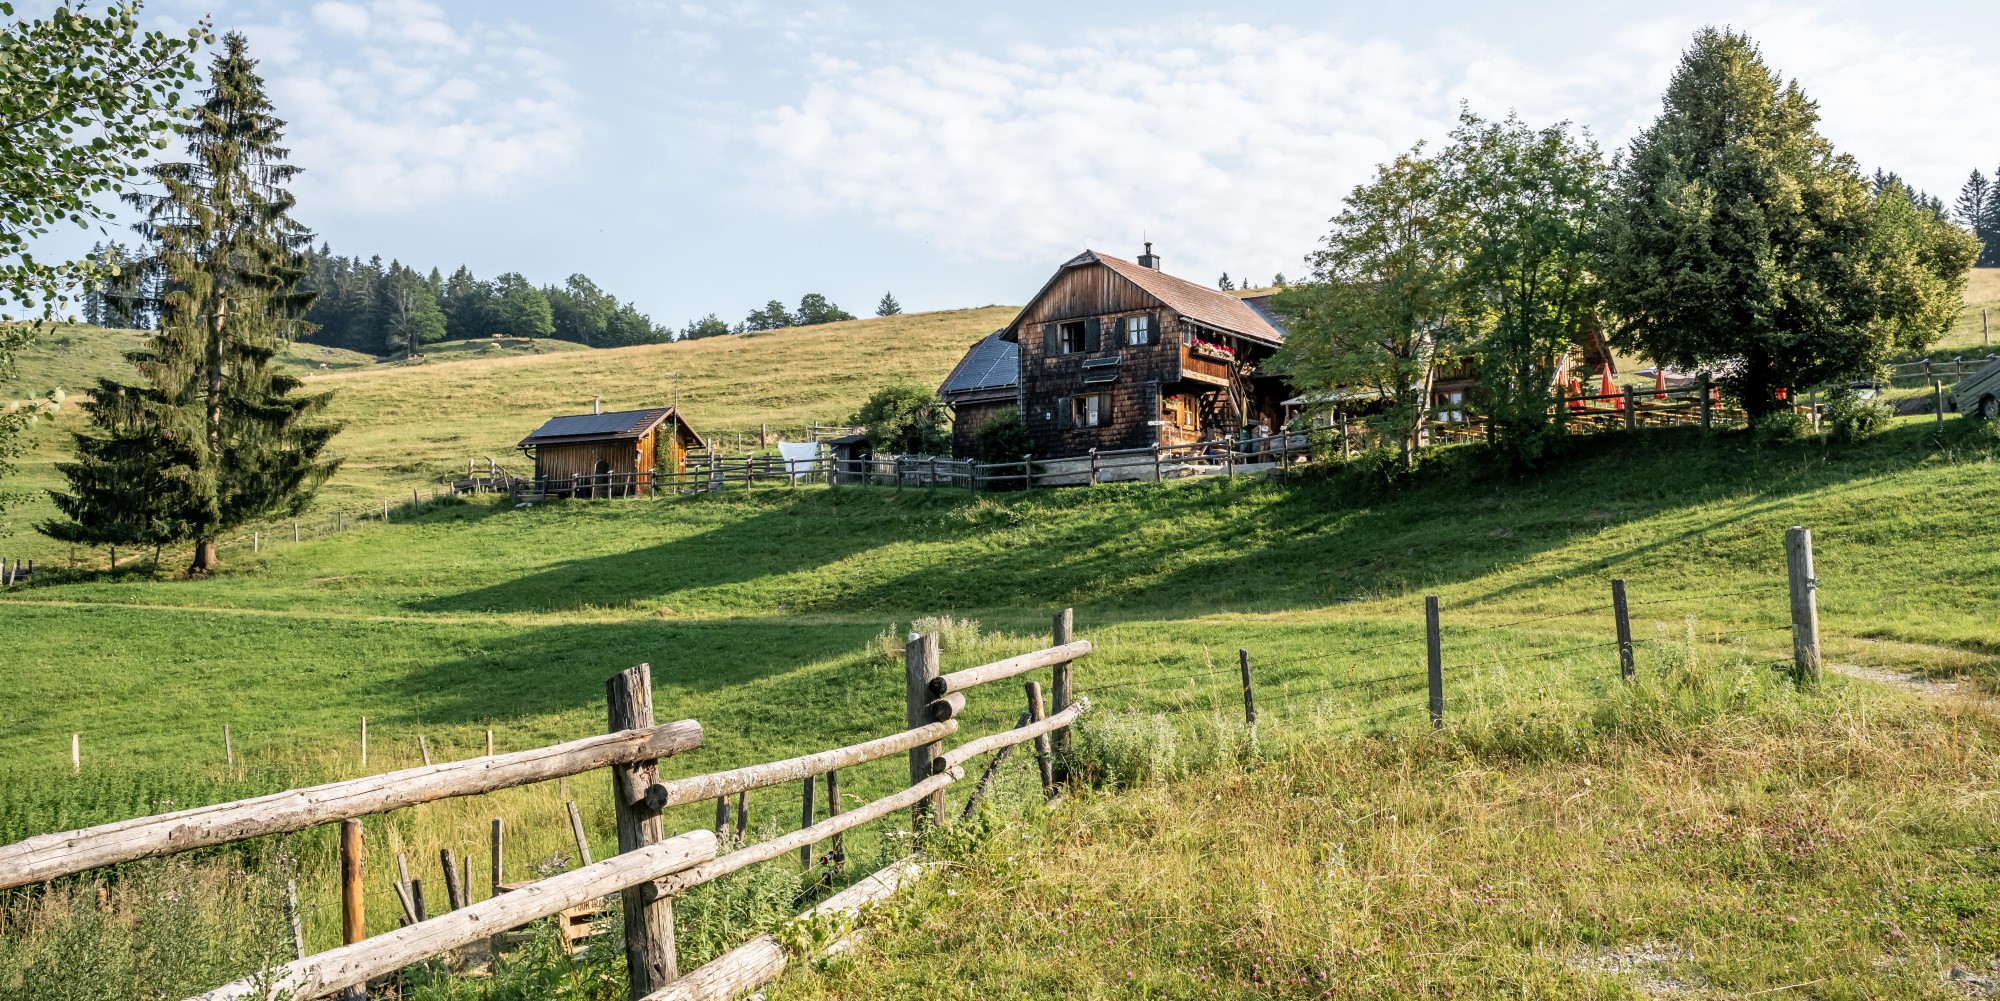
[
  {"xmin": 1599, "ymin": 368, "xmax": 1620, "ymax": 409},
  {"xmin": 1653, "ymin": 367, "xmax": 1668, "ymax": 401}
]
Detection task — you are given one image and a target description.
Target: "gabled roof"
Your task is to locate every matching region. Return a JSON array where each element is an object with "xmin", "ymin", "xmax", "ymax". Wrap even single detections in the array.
[
  {"xmin": 1002, "ymin": 250, "xmax": 1288, "ymax": 347},
  {"xmin": 518, "ymin": 407, "xmax": 707, "ymax": 450},
  {"xmin": 938, "ymin": 329, "xmax": 1018, "ymax": 402}
]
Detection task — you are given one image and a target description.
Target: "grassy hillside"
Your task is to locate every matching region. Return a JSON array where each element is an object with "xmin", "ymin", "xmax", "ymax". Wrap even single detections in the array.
[
  {"xmin": 0, "ymin": 307, "xmax": 1012, "ymax": 563},
  {"xmin": 1937, "ymin": 267, "xmax": 2000, "ymax": 356}
]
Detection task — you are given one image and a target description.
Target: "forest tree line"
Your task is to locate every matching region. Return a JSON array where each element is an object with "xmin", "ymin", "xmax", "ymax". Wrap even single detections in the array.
[{"xmin": 77, "ymin": 241, "xmax": 896, "ymax": 353}]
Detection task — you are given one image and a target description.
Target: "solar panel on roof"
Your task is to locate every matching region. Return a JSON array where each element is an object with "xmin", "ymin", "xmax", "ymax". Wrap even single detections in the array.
[
  {"xmin": 522, "ymin": 409, "xmax": 668, "ymax": 441},
  {"xmin": 940, "ymin": 333, "xmax": 1018, "ymax": 396}
]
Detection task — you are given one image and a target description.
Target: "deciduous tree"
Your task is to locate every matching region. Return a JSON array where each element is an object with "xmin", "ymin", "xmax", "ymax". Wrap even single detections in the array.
[{"xmin": 853, "ymin": 381, "xmax": 949, "ymax": 456}]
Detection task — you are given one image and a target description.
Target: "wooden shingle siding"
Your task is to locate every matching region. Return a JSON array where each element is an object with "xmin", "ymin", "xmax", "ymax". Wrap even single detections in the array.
[
  {"xmin": 1016, "ymin": 261, "xmax": 1182, "ymax": 457},
  {"xmin": 950, "ymin": 399, "xmax": 1015, "ymax": 458}
]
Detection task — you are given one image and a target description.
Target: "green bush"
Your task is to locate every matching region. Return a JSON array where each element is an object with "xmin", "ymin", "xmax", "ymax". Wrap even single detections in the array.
[
  {"xmin": 1824, "ymin": 387, "xmax": 1892, "ymax": 444},
  {"xmin": 851, "ymin": 382, "xmax": 949, "ymax": 457},
  {"xmin": 1751, "ymin": 409, "xmax": 1812, "ymax": 445},
  {"xmin": 973, "ymin": 412, "xmax": 1030, "ymax": 464}
]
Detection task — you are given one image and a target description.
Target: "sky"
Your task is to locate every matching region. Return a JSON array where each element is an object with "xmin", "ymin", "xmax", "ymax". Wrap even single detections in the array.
[{"xmin": 37, "ymin": 0, "xmax": 2000, "ymax": 328}]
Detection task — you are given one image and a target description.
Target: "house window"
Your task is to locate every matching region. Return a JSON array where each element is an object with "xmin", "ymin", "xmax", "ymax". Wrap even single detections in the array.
[
  {"xmin": 1059, "ymin": 320, "xmax": 1089, "ymax": 354},
  {"xmin": 1065, "ymin": 392, "xmax": 1110, "ymax": 428},
  {"xmin": 1125, "ymin": 314, "xmax": 1151, "ymax": 346}
]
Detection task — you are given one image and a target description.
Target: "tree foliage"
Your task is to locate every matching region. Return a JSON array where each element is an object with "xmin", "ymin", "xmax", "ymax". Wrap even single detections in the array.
[
  {"xmin": 45, "ymin": 33, "xmax": 339, "ymax": 571},
  {"xmin": 852, "ymin": 381, "xmax": 949, "ymax": 456},
  {"xmin": 1272, "ymin": 150, "xmax": 1465, "ymax": 453},
  {"xmin": 0, "ymin": 2, "xmax": 208, "ymax": 315},
  {"xmin": 1439, "ymin": 109, "xmax": 1609, "ymax": 463},
  {"xmin": 875, "ymin": 291, "xmax": 902, "ymax": 317},
  {"xmin": 1956, "ymin": 167, "xmax": 2000, "ymax": 267},
  {"xmin": 1599, "ymin": 28, "xmax": 1979, "ymax": 420}
]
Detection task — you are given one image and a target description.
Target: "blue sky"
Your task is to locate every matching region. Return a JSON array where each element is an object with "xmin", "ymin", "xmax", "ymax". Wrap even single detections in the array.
[{"xmin": 45, "ymin": 0, "xmax": 2000, "ymax": 327}]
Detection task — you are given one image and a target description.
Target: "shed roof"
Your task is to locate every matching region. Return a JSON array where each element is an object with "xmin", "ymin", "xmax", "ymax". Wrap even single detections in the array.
[
  {"xmin": 938, "ymin": 329, "xmax": 1018, "ymax": 402},
  {"xmin": 517, "ymin": 407, "xmax": 706, "ymax": 451},
  {"xmin": 1003, "ymin": 251, "xmax": 1288, "ymax": 347}
]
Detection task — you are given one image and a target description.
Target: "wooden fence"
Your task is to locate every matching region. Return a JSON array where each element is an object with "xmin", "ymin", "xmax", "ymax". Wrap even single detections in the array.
[{"xmin": 0, "ymin": 611, "xmax": 1097, "ymax": 1001}]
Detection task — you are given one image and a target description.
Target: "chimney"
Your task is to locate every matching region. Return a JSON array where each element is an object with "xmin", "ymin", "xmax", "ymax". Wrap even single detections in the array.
[
  {"xmin": 1137, "ymin": 242, "xmax": 1161, "ymax": 270},
  {"xmin": 592, "ymin": 397, "xmax": 601, "ymax": 415}
]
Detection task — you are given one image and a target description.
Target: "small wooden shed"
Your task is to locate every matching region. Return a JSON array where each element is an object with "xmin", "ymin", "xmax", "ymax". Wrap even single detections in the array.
[{"xmin": 517, "ymin": 406, "xmax": 705, "ymax": 498}]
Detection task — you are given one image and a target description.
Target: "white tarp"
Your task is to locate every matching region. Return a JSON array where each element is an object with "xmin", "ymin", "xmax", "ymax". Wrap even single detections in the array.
[{"xmin": 777, "ymin": 441, "xmax": 820, "ymax": 481}]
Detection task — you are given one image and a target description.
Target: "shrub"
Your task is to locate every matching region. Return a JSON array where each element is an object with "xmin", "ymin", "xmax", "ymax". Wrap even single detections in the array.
[
  {"xmin": 1824, "ymin": 387, "xmax": 1892, "ymax": 444},
  {"xmin": 1751, "ymin": 409, "xmax": 1811, "ymax": 444},
  {"xmin": 851, "ymin": 382, "xmax": 948, "ymax": 456},
  {"xmin": 974, "ymin": 413, "xmax": 1030, "ymax": 464}
]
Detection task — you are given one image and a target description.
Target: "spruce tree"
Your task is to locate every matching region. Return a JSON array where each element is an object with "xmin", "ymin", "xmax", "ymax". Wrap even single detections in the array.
[
  {"xmin": 53, "ymin": 32, "xmax": 339, "ymax": 572},
  {"xmin": 1600, "ymin": 29, "xmax": 1978, "ymax": 421},
  {"xmin": 875, "ymin": 291, "xmax": 902, "ymax": 316},
  {"xmin": 1960, "ymin": 168, "xmax": 2000, "ymax": 267},
  {"xmin": 42, "ymin": 379, "xmax": 204, "ymax": 554}
]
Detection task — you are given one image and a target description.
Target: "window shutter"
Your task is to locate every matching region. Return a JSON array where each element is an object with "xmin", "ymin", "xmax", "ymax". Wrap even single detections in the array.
[
  {"xmin": 1099, "ymin": 392, "xmax": 1113, "ymax": 424},
  {"xmin": 1111, "ymin": 316, "xmax": 1126, "ymax": 346},
  {"xmin": 1042, "ymin": 323, "xmax": 1056, "ymax": 355},
  {"xmin": 1147, "ymin": 311, "xmax": 1160, "ymax": 345},
  {"xmin": 1084, "ymin": 317, "xmax": 1100, "ymax": 352},
  {"xmin": 1057, "ymin": 396, "xmax": 1072, "ymax": 429}
]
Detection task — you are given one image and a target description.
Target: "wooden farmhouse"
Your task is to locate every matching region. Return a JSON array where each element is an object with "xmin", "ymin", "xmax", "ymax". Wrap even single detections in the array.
[
  {"xmin": 516, "ymin": 405, "xmax": 705, "ymax": 497},
  {"xmin": 941, "ymin": 245, "xmax": 1294, "ymax": 459},
  {"xmin": 939, "ymin": 244, "xmax": 1626, "ymax": 458}
]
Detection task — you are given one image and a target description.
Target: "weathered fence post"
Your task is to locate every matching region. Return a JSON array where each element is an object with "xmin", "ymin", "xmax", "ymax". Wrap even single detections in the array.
[
  {"xmin": 1023, "ymin": 454, "xmax": 1034, "ymax": 490},
  {"xmin": 1088, "ymin": 448, "xmax": 1099, "ymax": 485},
  {"xmin": 293, "ymin": 522, "xmax": 300, "ymax": 543},
  {"xmin": 339, "ymin": 819, "xmax": 365, "ymax": 1001},
  {"xmin": 904, "ymin": 632, "xmax": 944, "ymax": 831},
  {"xmin": 439, "ymin": 847, "xmax": 464, "ymax": 910},
  {"xmin": 1786, "ymin": 527, "xmax": 1822, "ymax": 685},
  {"xmin": 489, "ymin": 817, "xmax": 503, "ymax": 894},
  {"xmin": 1622, "ymin": 387, "xmax": 1637, "ymax": 430},
  {"xmin": 1340, "ymin": 412, "xmax": 1351, "ymax": 460},
  {"xmin": 798, "ymin": 775, "xmax": 816, "ymax": 869},
  {"xmin": 224, "ymin": 724, "xmax": 233, "ymax": 767},
  {"xmin": 1611, "ymin": 579, "xmax": 1634, "ymax": 681},
  {"xmin": 826, "ymin": 768, "xmax": 844, "ymax": 874},
  {"xmin": 1934, "ymin": 380, "xmax": 1946, "ymax": 427},
  {"xmin": 359, "ymin": 717, "xmax": 367, "ymax": 766},
  {"xmin": 567, "ymin": 801, "xmax": 593, "ymax": 866},
  {"xmin": 419, "ymin": 735, "xmax": 432, "ymax": 766},
  {"xmin": 70, "ymin": 733, "xmax": 79, "ymax": 774},
  {"xmin": 1699, "ymin": 373, "xmax": 1713, "ymax": 429},
  {"xmin": 284, "ymin": 879, "xmax": 306, "ymax": 961},
  {"xmin": 1238, "ymin": 649, "xmax": 1257, "ymax": 725},
  {"xmin": 1026, "ymin": 680, "xmax": 1055, "ymax": 799},
  {"xmin": 607, "ymin": 663, "xmax": 677, "ymax": 995},
  {"xmin": 1152, "ymin": 443, "xmax": 1162, "ymax": 481},
  {"xmin": 1425, "ymin": 596, "xmax": 1443, "ymax": 731},
  {"xmin": 485, "ymin": 728, "xmax": 494, "ymax": 757},
  {"xmin": 253, "ymin": 532, "xmax": 260, "ymax": 554},
  {"xmin": 1050, "ymin": 608, "xmax": 1075, "ymax": 784}
]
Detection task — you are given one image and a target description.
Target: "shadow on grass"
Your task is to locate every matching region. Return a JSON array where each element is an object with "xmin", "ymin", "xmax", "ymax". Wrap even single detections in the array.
[{"xmin": 404, "ymin": 420, "xmax": 1992, "ymax": 622}]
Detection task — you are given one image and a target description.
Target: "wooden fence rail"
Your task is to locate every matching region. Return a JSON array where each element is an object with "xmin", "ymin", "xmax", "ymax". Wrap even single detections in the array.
[{"xmin": 0, "ymin": 721, "xmax": 704, "ymax": 891}]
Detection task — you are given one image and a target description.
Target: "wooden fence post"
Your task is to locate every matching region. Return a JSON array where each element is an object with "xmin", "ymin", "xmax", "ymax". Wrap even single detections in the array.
[
  {"xmin": 1935, "ymin": 380, "xmax": 1946, "ymax": 427},
  {"xmin": 284, "ymin": 879, "xmax": 306, "ymax": 961},
  {"xmin": 1088, "ymin": 448, "xmax": 1099, "ymax": 485},
  {"xmin": 1622, "ymin": 387, "xmax": 1637, "ymax": 430},
  {"xmin": 1699, "ymin": 374, "xmax": 1713, "ymax": 429},
  {"xmin": 485, "ymin": 729, "xmax": 494, "ymax": 757},
  {"xmin": 1611, "ymin": 579, "xmax": 1634, "ymax": 681},
  {"xmin": 567, "ymin": 801, "xmax": 593, "ymax": 866},
  {"xmin": 1786, "ymin": 527, "xmax": 1821, "ymax": 685},
  {"xmin": 1152, "ymin": 443, "xmax": 1162, "ymax": 482},
  {"xmin": 826, "ymin": 768, "xmax": 844, "ymax": 875},
  {"xmin": 224, "ymin": 724, "xmax": 233, "ymax": 767},
  {"xmin": 1425, "ymin": 596, "xmax": 1443, "ymax": 731},
  {"xmin": 733, "ymin": 790, "xmax": 748, "ymax": 846},
  {"xmin": 607, "ymin": 663, "xmax": 676, "ymax": 996},
  {"xmin": 70, "ymin": 733, "xmax": 78, "ymax": 774},
  {"xmin": 904, "ymin": 632, "xmax": 943, "ymax": 832},
  {"xmin": 1050, "ymin": 608, "xmax": 1075, "ymax": 785},
  {"xmin": 419, "ymin": 735, "xmax": 432, "ymax": 766},
  {"xmin": 798, "ymin": 775, "xmax": 816, "ymax": 869},
  {"xmin": 490, "ymin": 818, "xmax": 503, "ymax": 895},
  {"xmin": 1340, "ymin": 412, "xmax": 1351, "ymax": 459},
  {"xmin": 439, "ymin": 848, "xmax": 464, "ymax": 910},
  {"xmin": 1023, "ymin": 454, "xmax": 1034, "ymax": 490},
  {"xmin": 359, "ymin": 717, "xmax": 367, "ymax": 767},
  {"xmin": 339, "ymin": 819, "xmax": 365, "ymax": 1001},
  {"xmin": 293, "ymin": 522, "xmax": 299, "ymax": 542},
  {"xmin": 1238, "ymin": 649, "xmax": 1257, "ymax": 725},
  {"xmin": 1026, "ymin": 681, "xmax": 1055, "ymax": 799}
]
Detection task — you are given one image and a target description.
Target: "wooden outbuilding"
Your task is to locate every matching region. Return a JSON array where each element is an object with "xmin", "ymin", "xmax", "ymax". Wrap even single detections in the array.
[{"xmin": 517, "ymin": 406, "xmax": 705, "ymax": 498}]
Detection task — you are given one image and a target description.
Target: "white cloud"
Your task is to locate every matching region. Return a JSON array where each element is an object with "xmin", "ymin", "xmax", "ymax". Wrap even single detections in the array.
[
  {"xmin": 751, "ymin": 12, "xmax": 2000, "ymax": 282},
  {"xmin": 244, "ymin": 6, "xmax": 582, "ymax": 214},
  {"xmin": 310, "ymin": 2, "xmax": 370, "ymax": 38}
]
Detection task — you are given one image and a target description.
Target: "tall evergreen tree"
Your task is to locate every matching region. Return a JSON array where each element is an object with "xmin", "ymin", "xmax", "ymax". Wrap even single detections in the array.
[
  {"xmin": 1600, "ymin": 28, "xmax": 1978, "ymax": 421},
  {"xmin": 41, "ymin": 380, "xmax": 204, "ymax": 555},
  {"xmin": 1959, "ymin": 168, "xmax": 2000, "ymax": 267},
  {"xmin": 875, "ymin": 291, "xmax": 902, "ymax": 316},
  {"xmin": 48, "ymin": 33, "xmax": 340, "ymax": 572}
]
